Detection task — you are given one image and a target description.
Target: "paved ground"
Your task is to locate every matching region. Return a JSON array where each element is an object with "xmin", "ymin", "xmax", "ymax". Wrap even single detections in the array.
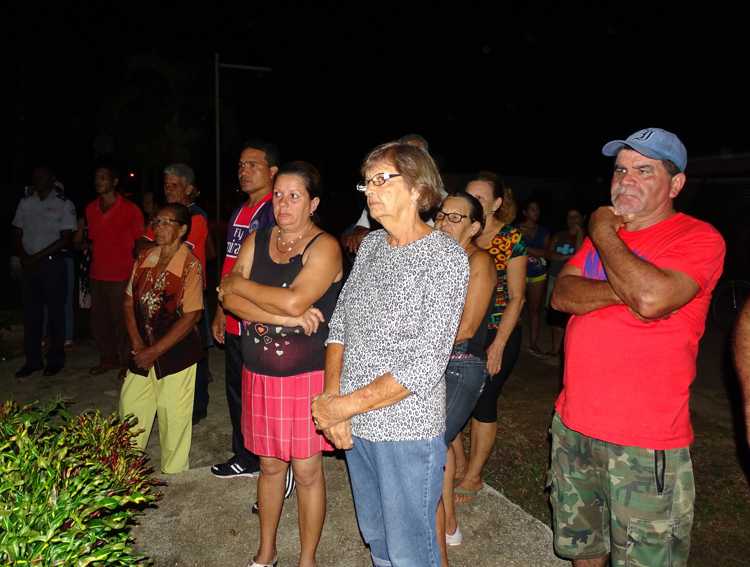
[{"xmin": 1, "ymin": 332, "xmax": 568, "ymax": 567}]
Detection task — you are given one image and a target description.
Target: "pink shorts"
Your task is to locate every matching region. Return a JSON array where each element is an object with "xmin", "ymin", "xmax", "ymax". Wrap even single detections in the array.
[{"xmin": 242, "ymin": 368, "xmax": 334, "ymax": 461}]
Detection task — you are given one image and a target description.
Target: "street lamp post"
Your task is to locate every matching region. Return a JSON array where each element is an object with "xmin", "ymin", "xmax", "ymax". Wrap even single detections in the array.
[{"xmin": 214, "ymin": 53, "xmax": 272, "ymax": 277}]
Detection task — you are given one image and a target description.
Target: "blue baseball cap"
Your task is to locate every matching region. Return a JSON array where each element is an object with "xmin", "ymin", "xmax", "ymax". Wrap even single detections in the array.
[{"xmin": 602, "ymin": 128, "xmax": 687, "ymax": 172}]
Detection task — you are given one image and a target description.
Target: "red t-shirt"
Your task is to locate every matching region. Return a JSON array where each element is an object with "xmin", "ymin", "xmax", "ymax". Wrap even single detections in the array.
[
  {"xmin": 86, "ymin": 195, "xmax": 145, "ymax": 281},
  {"xmin": 555, "ymin": 213, "xmax": 725, "ymax": 449},
  {"xmin": 222, "ymin": 194, "xmax": 275, "ymax": 336}
]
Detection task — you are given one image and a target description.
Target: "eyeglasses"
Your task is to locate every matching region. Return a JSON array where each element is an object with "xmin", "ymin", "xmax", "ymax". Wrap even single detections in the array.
[
  {"xmin": 435, "ymin": 211, "xmax": 469, "ymax": 224},
  {"xmin": 151, "ymin": 217, "xmax": 183, "ymax": 227},
  {"xmin": 356, "ymin": 172, "xmax": 402, "ymax": 192}
]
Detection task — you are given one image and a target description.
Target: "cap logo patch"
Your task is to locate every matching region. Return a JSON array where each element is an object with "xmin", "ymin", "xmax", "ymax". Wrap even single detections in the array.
[{"xmin": 633, "ymin": 129, "xmax": 654, "ymax": 141}]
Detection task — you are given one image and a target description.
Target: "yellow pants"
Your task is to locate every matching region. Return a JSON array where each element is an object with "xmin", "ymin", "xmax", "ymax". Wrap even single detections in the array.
[{"xmin": 119, "ymin": 363, "xmax": 196, "ymax": 474}]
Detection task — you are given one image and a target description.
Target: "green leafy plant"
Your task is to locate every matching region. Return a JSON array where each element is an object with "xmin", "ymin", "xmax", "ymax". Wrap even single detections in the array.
[{"xmin": 0, "ymin": 400, "xmax": 160, "ymax": 565}]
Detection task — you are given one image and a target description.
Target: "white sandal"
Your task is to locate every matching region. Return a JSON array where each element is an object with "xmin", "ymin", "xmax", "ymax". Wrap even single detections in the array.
[
  {"xmin": 246, "ymin": 556, "xmax": 277, "ymax": 567},
  {"xmin": 445, "ymin": 525, "xmax": 463, "ymax": 546}
]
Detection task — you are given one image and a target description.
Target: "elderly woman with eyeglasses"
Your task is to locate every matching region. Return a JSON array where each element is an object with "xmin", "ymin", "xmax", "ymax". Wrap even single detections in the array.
[
  {"xmin": 120, "ymin": 203, "xmax": 204, "ymax": 474},
  {"xmin": 433, "ymin": 192, "xmax": 497, "ymax": 562},
  {"xmin": 311, "ymin": 142, "xmax": 469, "ymax": 566}
]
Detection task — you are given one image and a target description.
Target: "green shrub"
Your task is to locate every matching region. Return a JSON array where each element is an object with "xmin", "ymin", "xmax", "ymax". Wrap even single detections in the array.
[{"xmin": 0, "ymin": 400, "xmax": 160, "ymax": 565}]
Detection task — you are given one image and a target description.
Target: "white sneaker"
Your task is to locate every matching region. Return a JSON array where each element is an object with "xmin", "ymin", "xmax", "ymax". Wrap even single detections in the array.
[{"xmin": 445, "ymin": 525, "xmax": 463, "ymax": 546}]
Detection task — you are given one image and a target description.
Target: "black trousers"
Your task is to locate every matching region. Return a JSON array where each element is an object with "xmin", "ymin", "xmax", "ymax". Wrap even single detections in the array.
[
  {"xmin": 193, "ymin": 301, "xmax": 211, "ymax": 418},
  {"xmin": 22, "ymin": 255, "xmax": 66, "ymax": 368},
  {"xmin": 193, "ymin": 357, "xmax": 210, "ymax": 417},
  {"xmin": 225, "ymin": 333, "xmax": 259, "ymax": 468},
  {"xmin": 90, "ymin": 279, "xmax": 129, "ymax": 365},
  {"xmin": 471, "ymin": 325, "xmax": 523, "ymax": 423}
]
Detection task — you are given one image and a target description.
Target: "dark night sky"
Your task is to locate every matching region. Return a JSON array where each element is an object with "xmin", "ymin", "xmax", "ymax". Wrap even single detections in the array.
[{"xmin": 4, "ymin": 2, "xmax": 748, "ymax": 234}]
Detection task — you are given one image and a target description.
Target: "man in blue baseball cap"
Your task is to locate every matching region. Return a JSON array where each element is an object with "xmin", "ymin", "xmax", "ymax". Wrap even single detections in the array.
[
  {"xmin": 547, "ymin": 128, "xmax": 725, "ymax": 566},
  {"xmin": 602, "ymin": 127, "xmax": 688, "ymax": 172}
]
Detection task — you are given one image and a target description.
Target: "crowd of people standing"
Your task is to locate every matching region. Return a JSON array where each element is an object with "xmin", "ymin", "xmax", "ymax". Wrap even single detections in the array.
[{"xmin": 9, "ymin": 126, "xmax": 726, "ymax": 567}]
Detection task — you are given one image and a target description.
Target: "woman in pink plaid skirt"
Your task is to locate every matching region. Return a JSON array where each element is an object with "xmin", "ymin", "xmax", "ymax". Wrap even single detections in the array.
[{"xmin": 220, "ymin": 161, "xmax": 343, "ymax": 567}]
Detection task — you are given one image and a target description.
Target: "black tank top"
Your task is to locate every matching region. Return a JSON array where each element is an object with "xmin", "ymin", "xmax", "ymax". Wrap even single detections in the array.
[{"xmin": 241, "ymin": 226, "xmax": 343, "ymax": 376}]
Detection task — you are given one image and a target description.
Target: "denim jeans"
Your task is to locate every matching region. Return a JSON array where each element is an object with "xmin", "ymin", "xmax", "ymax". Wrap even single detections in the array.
[
  {"xmin": 346, "ymin": 435, "xmax": 446, "ymax": 567},
  {"xmin": 444, "ymin": 342, "xmax": 487, "ymax": 444}
]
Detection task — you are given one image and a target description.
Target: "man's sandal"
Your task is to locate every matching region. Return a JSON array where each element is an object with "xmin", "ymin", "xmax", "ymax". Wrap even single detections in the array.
[{"xmin": 454, "ymin": 486, "xmax": 481, "ymax": 503}]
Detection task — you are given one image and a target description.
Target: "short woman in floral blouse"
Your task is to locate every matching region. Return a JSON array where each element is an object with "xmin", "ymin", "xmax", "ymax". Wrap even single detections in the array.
[
  {"xmin": 120, "ymin": 203, "xmax": 203, "ymax": 474},
  {"xmin": 454, "ymin": 172, "xmax": 527, "ymax": 503}
]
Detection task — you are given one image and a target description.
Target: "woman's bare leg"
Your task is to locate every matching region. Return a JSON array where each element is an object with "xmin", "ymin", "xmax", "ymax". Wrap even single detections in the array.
[
  {"xmin": 436, "ymin": 497, "xmax": 449, "ymax": 567},
  {"xmin": 443, "ymin": 444, "xmax": 459, "ymax": 535},
  {"xmin": 451, "ymin": 434, "xmax": 467, "ymax": 483},
  {"xmin": 455, "ymin": 418, "xmax": 496, "ymax": 503},
  {"xmin": 255, "ymin": 456, "xmax": 288, "ymax": 564},
  {"xmin": 292, "ymin": 454, "xmax": 326, "ymax": 567}
]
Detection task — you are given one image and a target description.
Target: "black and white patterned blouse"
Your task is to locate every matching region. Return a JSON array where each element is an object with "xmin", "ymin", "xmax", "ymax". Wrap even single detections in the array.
[{"xmin": 327, "ymin": 229, "xmax": 469, "ymax": 442}]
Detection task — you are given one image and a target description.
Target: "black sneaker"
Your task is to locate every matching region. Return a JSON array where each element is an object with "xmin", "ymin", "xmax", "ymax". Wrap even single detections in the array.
[
  {"xmin": 284, "ymin": 465, "xmax": 296, "ymax": 499},
  {"xmin": 211, "ymin": 457, "xmax": 260, "ymax": 478}
]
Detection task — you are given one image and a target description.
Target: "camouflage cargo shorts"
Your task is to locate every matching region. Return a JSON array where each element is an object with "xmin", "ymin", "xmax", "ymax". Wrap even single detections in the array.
[{"xmin": 547, "ymin": 414, "xmax": 694, "ymax": 566}]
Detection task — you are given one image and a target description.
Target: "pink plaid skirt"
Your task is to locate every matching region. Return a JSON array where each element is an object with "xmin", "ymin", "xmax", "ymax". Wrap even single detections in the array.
[{"xmin": 241, "ymin": 367, "xmax": 334, "ymax": 461}]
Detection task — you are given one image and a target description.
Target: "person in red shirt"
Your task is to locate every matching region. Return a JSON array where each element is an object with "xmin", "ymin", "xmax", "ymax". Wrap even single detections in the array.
[
  {"xmin": 140, "ymin": 164, "xmax": 209, "ymax": 273},
  {"xmin": 549, "ymin": 128, "xmax": 725, "ymax": 567},
  {"xmin": 211, "ymin": 140, "xmax": 278, "ymax": 479},
  {"xmin": 85, "ymin": 163, "xmax": 144, "ymax": 375}
]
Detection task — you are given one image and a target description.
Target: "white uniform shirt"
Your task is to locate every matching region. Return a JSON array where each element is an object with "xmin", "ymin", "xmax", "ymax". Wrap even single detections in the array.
[{"xmin": 12, "ymin": 191, "xmax": 77, "ymax": 255}]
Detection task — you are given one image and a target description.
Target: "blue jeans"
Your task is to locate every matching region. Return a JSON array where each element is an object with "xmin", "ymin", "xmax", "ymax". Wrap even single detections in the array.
[
  {"xmin": 346, "ymin": 435, "xmax": 446, "ymax": 567},
  {"xmin": 444, "ymin": 343, "xmax": 487, "ymax": 444}
]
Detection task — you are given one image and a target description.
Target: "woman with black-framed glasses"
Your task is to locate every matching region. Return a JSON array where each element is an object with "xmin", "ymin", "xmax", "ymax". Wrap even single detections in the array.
[
  {"xmin": 119, "ymin": 203, "xmax": 204, "ymax": 474},
  {"xmin": 433, "ymin": 192, "xmax": 497, "ymax": 560}
]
